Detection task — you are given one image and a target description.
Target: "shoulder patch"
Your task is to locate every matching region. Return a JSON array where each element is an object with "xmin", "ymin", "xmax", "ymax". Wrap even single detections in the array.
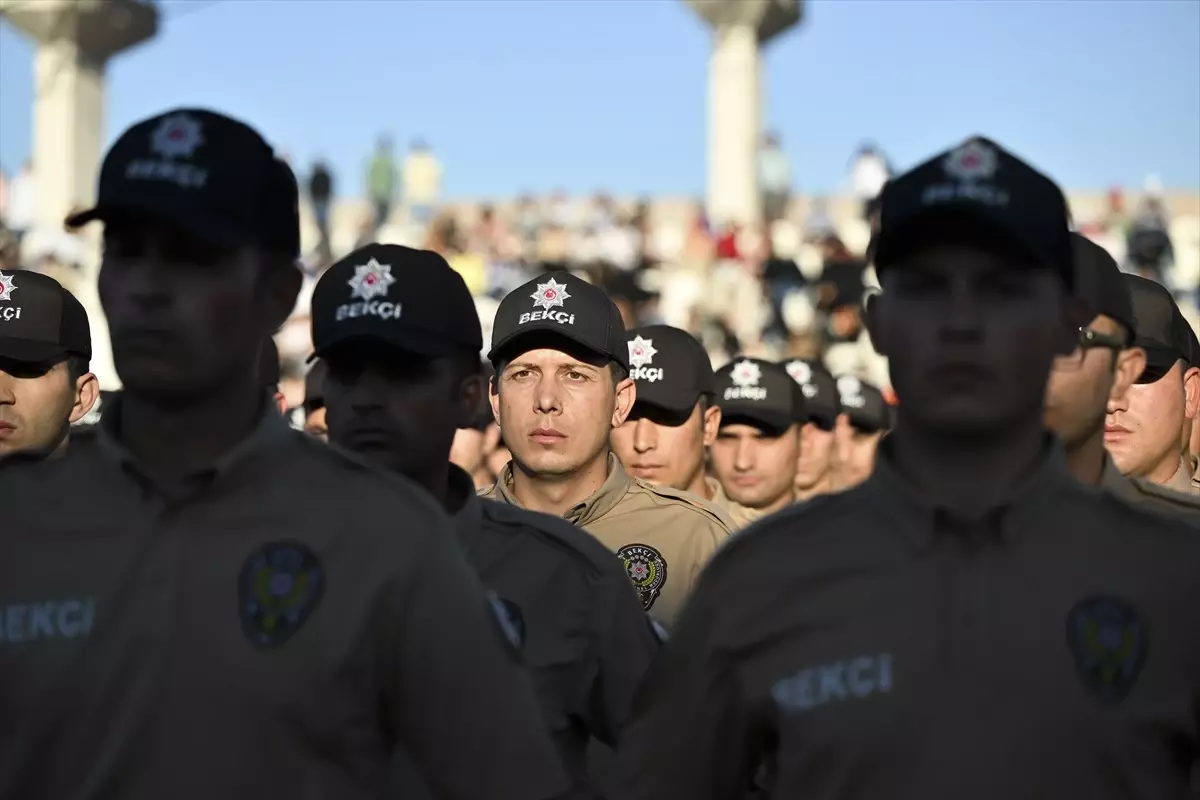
[
  {"xmin": 488, "ymin": 592, "xmax": 526, "ymax": 653},
  {"xmin": 618, "ymin": 543, "xmax": 668, "ymax": 611},
  {"xmin": 628, "ymin": 477, "xmax": 736, "ymax": 533}
]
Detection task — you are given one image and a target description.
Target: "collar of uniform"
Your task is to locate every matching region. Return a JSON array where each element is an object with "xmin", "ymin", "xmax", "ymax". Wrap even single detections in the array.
[
  {"xmin": 95, "ymin": 392, "xmax": 292, "ymax": 484},
  {"xmin": 447, "ymin": 463, "xmax": 485, "ymax": 551},
  {"xmin": 705, "ymin": 475, "xmax": 729, "ymax": 507},
  {"xmin": 867, "ymin": 434, "xmax": 1071, "ymax": 551},
  {"xmin": 565, "ymin": 452, "xmax": 629, "ymax": 526},
  {"xmin": 1165, "ymin": 457, "xmax": 1194, "ymax": 494},
  {"xmin": 1099, "ymin": 453, "xmax": 1140, "ymax": 502}
]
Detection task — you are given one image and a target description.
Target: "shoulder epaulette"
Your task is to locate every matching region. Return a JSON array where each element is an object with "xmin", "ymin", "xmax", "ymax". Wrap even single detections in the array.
[{"xmin": 628, "ymin": 477, "xmax": 735, "ymax": 532}]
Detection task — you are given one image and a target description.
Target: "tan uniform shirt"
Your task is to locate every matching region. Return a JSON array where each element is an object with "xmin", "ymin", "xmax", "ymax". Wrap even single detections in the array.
[
  {"xmin": 1101, "ymin": 454, "xmax": 1200, "ymax": 522},
  {"xmin": 1165, "ymin": 456, "xmax": 1200, "ymax": 496},
  {"xmin": 705, "ymin": 476, "xmax": 763, "ymax": 530},
  {"xmin": 483, "ymin": 454, "xmax": 733, "ymax": 626},
  {"xmin": 0, "ymin": 410, "xmax": 568, "ymax": 800},
  {"xmin": 448, "ymin": 465, "xmax": 659, "ymax": 792},
  {"xmin": 615, "ymin": 442, "xmax": 1200, "ymax": 800}
]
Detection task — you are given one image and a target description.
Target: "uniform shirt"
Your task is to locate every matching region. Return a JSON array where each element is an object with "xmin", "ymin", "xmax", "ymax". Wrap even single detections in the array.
[
  {"xmin": 614, "ymin": 440, "xmax": 1200, "ymax": 800},
  {"xmin": 449, "ymin": 465, "xmax": 659, "ymax": 792},
  {"xmin": 1101, "ymin": 454, "xmax": 1200, "ymax": 522},
  {"xmin": 705, "ymin": 475, "xmax": 763, "ymax": 530},
  {"xmin": 483, "ymin": 454, "xmax": 733, "ymax": 626},
  {"xmin": 1162, "ymin": 456, "xmax": 1200, "ymax": 496},
  {"xmin": 0, "ymin": 407, "xmax": 568, "ymax": 800}
]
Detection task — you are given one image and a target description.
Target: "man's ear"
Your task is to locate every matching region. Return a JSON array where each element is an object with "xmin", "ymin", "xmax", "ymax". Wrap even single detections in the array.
[
  {"xmin": 702, "ymin": 402, "xmax": 721, "ymax": 447},
  {"xmin": 863, "ymin": 292, "xmax": 887, "ymax": 357},
  {"xmin": 1112, "ymin": 346, "xmax": 1147, "ymax": 405},
  {"xmin": 611, "ymin": 378, "xmax": 636, "ymax": 428},
  {"xmin": 262, "ymin": 256, "xmax": 303, "ymax": 333},
  {"xmin": 456, "ymin": 373, "xmax": 484, "ymax": 430},
  {"xmin": 1183, "ymin": 365, "xmax": 1200, "ymax": 420},
  {"xmin": 69, "ymin": 372, "xmax": 100, "ymax": 424},
  {"xmin": 488, "ymin": 375, "xmax": 502, "ymax": 425}
]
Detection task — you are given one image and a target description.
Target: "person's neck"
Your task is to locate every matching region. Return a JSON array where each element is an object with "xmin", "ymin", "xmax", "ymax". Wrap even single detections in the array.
[
  {"xmin": 1064, "ymin": 427, "xmax": 1106, "ymax": 486},
  {"xmin": 889, "ymin": 415, "xmax": 1047, "ymax": 519},
  {"xmin": 796, "ymin": 471, "xmax": 836, "ymax": 501},
  {"xmin": 119, "ymin": 378, "xmax": 263, "ymax": 481},
  {"xmin": 757, "ymin": 489, "xmax": 796, "ymax": 515},
  {"xmin": 1143, "ymin": 452, "xmax": 1183, "ymax": 486},
  {"xmin": 510, "ymin": 450, "xmax": 611, "ymax": 517},
  {"xmin": 685, "ymin": 465, "xmax": 710, "ymax": 500}
]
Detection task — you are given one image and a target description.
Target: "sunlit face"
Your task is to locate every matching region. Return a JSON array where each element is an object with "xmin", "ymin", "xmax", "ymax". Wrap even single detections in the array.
[
  {"xmin": 709, "ymin": 422, "xmax": 799, "ymax": 510},
  {"xmin": 872, "ymin": 241, "xmax": 1072, "ymax": 435},
  {"xmin": 491, "ymin": 347, "xmax": 635, "ymax": 477},
  {"xmin": 1043, "ymin": 315, "xmax": 1130, "ymax": 449},
  {"xmin": 795, "ymin": 421, "xmax": 836, "ymax": 492},
  {"xmin": 610, "ymin": 401, "xmax": 718, "ymax": 491},
  {"xmin": 833, "ymin": 414, "xmax": 883, "ymax": 490},
  {"xmin": 1107, "ymin": 360, "xmax": 1199, "ymax": 479},
  {"xmin": 0, "ymin": 358, "xmax": 96, "ymax": 457}
]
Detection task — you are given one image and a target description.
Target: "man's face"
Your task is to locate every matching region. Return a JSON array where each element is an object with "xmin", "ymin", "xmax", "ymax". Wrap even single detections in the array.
[
  {"xmin": 795, "ymin": 421, "xmax": 836, "ymax": 491},
  {"xmin": 303, "ymin": 406, "xmax": 327, "ymax": 441},
  {"xmin": 1107, "ymin": 360, "xmax": 1199, "ymax": 478},
  {"xmin": 491, "ymin": 347, "xmax": 635, "ymax": 477},
  {"xmin": 0, "ymin": 359, "xmax": 87, "ymax": 456},
  {"xmin": 325, "ymin": 341, "xmax": 473, "ymax": 479},
  {"xmin": 709, "ymin": 422, "xmax": 800, "ymax": 510},
  {"xmin": 98, "ymin": 218, "xmax": 266, "ymax": 402},
  {"xmin": 610, "ymin": 401, "xmax": 717, "ymax": 491},
  {"xmin": 1043, "ymin": 315, "xmax": 1131, "ymax": 449},
  {"xmin": 872, "ymin": 242, "xmax": 1070, "ymax": 434},
  {"xmin": 833, "ymin": 414, "xmax": 883, "ymax": 490}
]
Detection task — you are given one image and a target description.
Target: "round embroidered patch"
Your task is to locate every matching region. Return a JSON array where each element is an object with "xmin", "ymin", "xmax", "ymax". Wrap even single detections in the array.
[
  {"xmin": 239, "ymin": 541, "xmax": 325, "ymax": 648},
  {"xmin": 618, "ymin": 543, "xmax": 668, "ymax": 612}
]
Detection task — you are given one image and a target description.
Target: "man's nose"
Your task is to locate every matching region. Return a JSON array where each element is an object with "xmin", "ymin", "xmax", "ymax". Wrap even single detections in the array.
[
  {"xmin": 0, "ymin": 371, "xmax": 15, "ymax": 404},
  {"xmin": 533, "ymin": 374, "xmax": 562, "ymax": 414},
  {"xmin": 734, "ymin": 438, "xmax": 756, "ymax": 471},
  {"xmin": 632, "ymin": 418, "xmax": 657, "ymax": 453}
]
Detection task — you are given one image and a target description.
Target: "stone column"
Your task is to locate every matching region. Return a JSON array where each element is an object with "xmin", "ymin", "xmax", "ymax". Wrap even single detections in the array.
[{"xmin": 686, "ymin": 0, "xmax": 802, "ymax": 227}]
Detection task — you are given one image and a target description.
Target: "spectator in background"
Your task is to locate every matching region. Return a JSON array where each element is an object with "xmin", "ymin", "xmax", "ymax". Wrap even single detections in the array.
[
  {"xmin": 1126, "ymin": 196, "xmax": 1173, "ymax": 284},
  {"xmin": 366, "ymin": 135, "xmax": 397, "ymax": 233},
  {"xmin": 761, "ymin": 241, "xmax": 806, "ymax": 349},
  {"xmin": 758, "ymin": 132, "xmax": 791, "ymax": 224},
  {"xmin": 850, "ymin": 142, "xmax": 891, "ymax": 221},
  {"xmin": 815, "ymin": 234, "xmax": 867, "ymax": 365},
  {"xmin": 308, "ymin": 160, "xmax": 334, "ymax": 262},
  {"xmin": 403, "ymin": 139, "xmax": 442, "ymax": 228}
]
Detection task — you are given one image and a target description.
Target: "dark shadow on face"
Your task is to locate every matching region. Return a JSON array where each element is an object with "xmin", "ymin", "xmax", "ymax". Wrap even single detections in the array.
[
  {"xmin": 324, "ymin": 340, "xmax": 471, "ymax": 480},
  {"xmin": 98, "ymin": 216, "xmax": 268, "ymax": 402},
  {"xmin": 873, "ymin": 234, "xmax": 1071, "ymax": 436}
]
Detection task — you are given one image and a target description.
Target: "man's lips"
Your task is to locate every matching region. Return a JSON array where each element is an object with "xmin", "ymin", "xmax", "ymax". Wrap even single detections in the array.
[
  {"xmin": 531, "ymin": 428, "xmax": 566, "ymax": 444},
  {"xmin": 731, "ymin": 475, "xmax": 761, "ymax": 487},
  {"xmin": 0, "ymin": 421, "xmax": 15, "ymax": 438}
]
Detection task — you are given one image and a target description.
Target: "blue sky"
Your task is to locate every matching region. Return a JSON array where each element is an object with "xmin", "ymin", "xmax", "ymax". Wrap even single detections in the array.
[{"xmin": 2, "ymin": 0, "xmax": 1198, "ymax": 199}]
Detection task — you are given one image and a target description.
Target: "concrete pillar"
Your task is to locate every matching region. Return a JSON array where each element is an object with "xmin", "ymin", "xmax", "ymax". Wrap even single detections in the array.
[
  {"xmin": 686, "ymin": 0, "xmax": 802, "ymax": 228},
  {"xmin": 0, "ymin": 0, "xmax": 158, "ymax": 388}
]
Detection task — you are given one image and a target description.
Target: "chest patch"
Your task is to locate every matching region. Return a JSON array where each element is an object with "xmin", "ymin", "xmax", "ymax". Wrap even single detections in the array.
[
  {"xmin": 617, "ymin": 543, "xmax": 667, "ymax": 612},
  {"xmin": 239, "ymin": 541, "xmax": 325, "ymax": 648},
  {"xmin": 1065, "ymin": 594, "xmax": 1149, "ymax": 705}
]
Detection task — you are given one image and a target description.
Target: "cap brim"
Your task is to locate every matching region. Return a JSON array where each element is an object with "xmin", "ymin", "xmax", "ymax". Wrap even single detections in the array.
[
  {"xmin": 633, "ymin": 386, "xmax": 702, "ymax": 415},
  {"xmin": 488, "ymin": 327, "xmax": 621, "ymax": 369},
  {"xmin": 66, "ymin": 200, "xmax": 250, "ymax": 249},
  {"xmin": 874, "ymin": 205, "xmax": 1065, "ymax": 285},
  {"xmin": 717, "ymin": 408, "xmax": 795, "ymax": 434},
  {"xmin": 0, "ymin": 338, "xmax": 72, "ymax": 364},
  {"xmin": 1136, "ymin": 345, "xmax": 1184, "ymax": 384},
  {"xmin": 309, "ymin": 328, "xmax": 465, "ymax": 363}
]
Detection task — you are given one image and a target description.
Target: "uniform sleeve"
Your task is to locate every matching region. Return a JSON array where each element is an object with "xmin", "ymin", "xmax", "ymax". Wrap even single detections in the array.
[
  {"xmin": 379, "ymin": 517, "xmax": 569, "ymax": 800},
  {"xmin": 577, "ymin": 570, "xmax": 660, "ymax": 747},
  {"xmin": 612, "ymin": 573, "xmax": 764, "ymax": 800}
]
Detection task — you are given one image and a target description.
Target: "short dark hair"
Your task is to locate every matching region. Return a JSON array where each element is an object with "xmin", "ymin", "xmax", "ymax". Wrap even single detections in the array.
[{"xmin": 65, "ymin": 354, "xmax": 90, "ymax": 385}]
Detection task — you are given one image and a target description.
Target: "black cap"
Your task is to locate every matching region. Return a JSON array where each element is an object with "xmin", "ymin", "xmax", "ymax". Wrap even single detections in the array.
[
  {"xmin": 714, "ymin": 357, "xmax": 806, "ymax": 432},
  {"xmin": 1125, "ymin": 274, "xmax": 1199, "ymax": 383},
  {"xmin": 309, "ymin": 243, "xmax": 482, "ymax": 362},
  {"xmin": 873, "ymin": 137, "xmax": 1073, "ymax": 290},
  {"xmin": 0, "ymin": 269, "xmax": 91, "ymax": 363},
  {"xmin": 488, "ymin": 272, "xmax": 628, "ymax": 369},
  {"xmin": 781, "ymin": 358, "xmax": 840, "ymax": 429},
  {"xmin": 260, "ymin": 336, "xmax": 280, "ymax": 388},
  {"xmin": 1070, "ymin": 233, "xmax": 1135, "ymax": 338},
  {"xmin": 66, "ymin": 108, "xmax": 300, "ymax": 258},
  {"xmin": 836, "ymin": 375, "xmax": 890, "ymax": 432},
  {"xmin": 625, "ymin": 325, "xmax": 714, "ymax": 414},
  {"xmin": 303, "ymin": 360, "xmax": 327, "ymax": 412}
]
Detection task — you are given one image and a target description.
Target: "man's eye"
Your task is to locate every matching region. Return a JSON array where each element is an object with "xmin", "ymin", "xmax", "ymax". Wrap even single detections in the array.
[{"xmin": 565, "ymin": 371, "xmax": 588, "ymax": 381}]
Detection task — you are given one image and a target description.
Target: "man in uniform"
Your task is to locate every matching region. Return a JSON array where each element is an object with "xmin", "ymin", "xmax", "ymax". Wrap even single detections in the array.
[
  {"xmin": 301, "ymin": 359, "xmax": 327, "ymax": 440},
  {"xmin": 1106, "ymin": 274, "xmax": 1200, "ymax": 494},
  {"xmin": 831, "ymin": 374, "xmax": 891, "ymax": 490},
  {"xmin": 261, "ymin": 336, "xmax": 287, "ymax": 414},
  {"xmin": 1042, "ymin": 234, "xmax": 1200, "ymax": 516},
  {"xmin": 310, "ymin": 243, "xmax": 658, "ymax": 795},
  {"xmin": 782, "ymin": 357, "xmax": 842, "ymax": 500},
  {"xmin": 614, "ymin": 137, "xmax": 1200, "ymax": 799},
  {"xmin": 709, "ymin": 356, "xmax": 807, "ymax": 519},
  {"xmin": 0, "ymin": 269, "xmax": 99, "ymax": 458},
  {"xmin": 0, "ymin": 109, "xmax": 569, "ymax": 800},
  {"xmin": 482, "ymin": 271, "xmax": 733, "ymax": 626},
  {"xmin": 610, "ymin": 324, "xmax": 756, "ymax": 529}
]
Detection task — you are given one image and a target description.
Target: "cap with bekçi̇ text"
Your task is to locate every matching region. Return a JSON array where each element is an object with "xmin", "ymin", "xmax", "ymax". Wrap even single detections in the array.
[
  {"xmin": 625, "ymin": 325, "xmax": 715, "ymax": 414},
  {"xmin": 714, "ymin": 357, "xmax": 806, "ymax": 433},
  {"xmin": 1124, "ymin": 273, "xmax": 1199, "ymax": 384},
  {"xmin": 0, "ymin": 269, "xmax": 91, "ymax": 364},
  {"xmin": 781, "ymin": 358, "xmax": 840, "ymax": 429}
]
